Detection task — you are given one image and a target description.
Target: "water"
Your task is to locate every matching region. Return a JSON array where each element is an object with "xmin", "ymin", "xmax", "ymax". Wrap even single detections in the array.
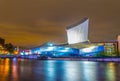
[{"xmin": 0, "ymin": 58, "xmax": 120, "ymax": 81}]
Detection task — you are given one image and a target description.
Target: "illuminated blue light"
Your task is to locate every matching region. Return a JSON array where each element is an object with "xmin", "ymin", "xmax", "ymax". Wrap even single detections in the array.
[
  {"xmin": 79, "ymin": 45, "xmax": 104, "ymax": 56},
  {"xmin": 82, "ymin": 46, "xmax": 96, "ymax": 53},
  {"xmin": 46, "ymin": 47, "xmax": 54, "ymax": 51},
  {"xmin": 35, "ymin": 51, "xmax": 38, "ymax": 54},
  {"xmin": 20, "ymin": 52, "xmax": 24, "ymax": 55},
  {"xmin": 27, "ymin": 43, "xmax": 104, "ymax": 57},
  {"xmin": 25, "ymin": 52, "xmax": 29, "ymax": 55},
  {"xmin": 60, "ymin": 49, "xmax": 69, "ymax": 52},
  {"xmin": 45, "ymin": 42, "xmax": 54, "ymax": 46},
  {"xmin": 37, "ymin": 51, "xmax": 41, "ymax": 54},
  {"xmin": 13, "ymin": 58, "xmax": 17, "ymax": 61},
  {"xmin": 65, "ymin": 47, "xmax": 70, "ymax": 50}
]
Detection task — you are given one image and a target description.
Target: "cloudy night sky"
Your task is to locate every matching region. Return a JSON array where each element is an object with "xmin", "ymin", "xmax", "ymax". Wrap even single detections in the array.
[{"xmin": 0, "ymin": 0, "xmax": 120, "ymax": 47}]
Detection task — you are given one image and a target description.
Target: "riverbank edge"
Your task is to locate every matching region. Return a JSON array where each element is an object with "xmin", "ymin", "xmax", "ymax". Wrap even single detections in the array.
[{"xmin": 0, "ymin": 55, "xmax": 120, "ymax": 62}]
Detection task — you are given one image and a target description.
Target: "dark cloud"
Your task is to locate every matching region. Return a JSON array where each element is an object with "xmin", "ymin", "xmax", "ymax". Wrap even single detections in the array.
[{"xmin": 0, "ymin": 0, "xmax": 120, "ymax": 47}]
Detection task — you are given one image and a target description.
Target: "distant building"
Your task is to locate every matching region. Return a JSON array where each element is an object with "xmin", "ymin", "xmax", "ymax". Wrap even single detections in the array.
[
  {"xmin": 91, "ymin": 41, "xmax": 119, "ymax": 56},
  {"xmin": 117, "ymin": 35, "xmax": 120, "ymax": 55}
]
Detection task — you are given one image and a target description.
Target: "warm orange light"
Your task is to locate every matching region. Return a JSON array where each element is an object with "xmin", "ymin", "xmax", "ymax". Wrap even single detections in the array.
[
  {"xmin": 14, "ymin": 51, "xmax": 19, "ymax": 55},
  {"xmin": 4, "ymin": 51, "xmax": 8, "ymax": 54}
]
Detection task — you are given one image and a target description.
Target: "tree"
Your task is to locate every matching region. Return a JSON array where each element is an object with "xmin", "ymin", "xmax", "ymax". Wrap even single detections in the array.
[{"xmin": 4, "ymin": 43, "xmax": 15, "ymax": 54}]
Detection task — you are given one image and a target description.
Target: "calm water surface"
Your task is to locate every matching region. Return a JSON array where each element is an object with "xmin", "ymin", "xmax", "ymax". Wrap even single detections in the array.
[{"xmin": 0, "ymin": 58, "xmax": 120, "ymax": 81}]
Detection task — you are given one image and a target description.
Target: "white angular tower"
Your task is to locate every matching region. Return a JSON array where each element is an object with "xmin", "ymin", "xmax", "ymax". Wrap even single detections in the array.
[{"xmin": 66, "ymin": 18, "xmax": 89, "ymax": 44}]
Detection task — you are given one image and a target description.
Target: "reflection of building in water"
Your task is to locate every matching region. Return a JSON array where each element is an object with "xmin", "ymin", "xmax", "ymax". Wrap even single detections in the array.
[
  {"xmin": 20, "ymin": 18, "xmax": 119, "ymax": 57},
  {"xmin": 106, "ymin": 63, "xmax": 116, "ymax": 81}
]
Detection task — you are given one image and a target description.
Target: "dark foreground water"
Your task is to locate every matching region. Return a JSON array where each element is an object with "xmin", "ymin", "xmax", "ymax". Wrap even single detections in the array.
[{"xmin": 0, "ymin": 58, "xmax": 120, "ymax": 81}]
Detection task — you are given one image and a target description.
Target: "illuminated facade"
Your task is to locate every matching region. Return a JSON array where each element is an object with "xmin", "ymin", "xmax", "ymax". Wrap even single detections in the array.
[
  {"xmin": 79, "ymin": 45, "xmax": 104, "ymax": 56},
  {"xmin": 22, "ymin": 42, "xmax": 79, "ymax": 57},
  {"xmin": 19, "ymin": 18, "xmax": 104, "ymax": 57},
  {"xmin": 20, "ymin": 42, "xmax": 104, "ymax": 57},
  {"xmin": 20, "ymin": 18, "xmax": 120, "ymax": 57},
  {"xmin": 66, "ymin": 18, "xmax": 89, "ymax": 44},
  {"xmin": 91, "ymin": 42, "xmax": 119, "ymax": 56},
  {"xmin": 104, "ymin": 42, "xmax": 118, "ymax": 56}
]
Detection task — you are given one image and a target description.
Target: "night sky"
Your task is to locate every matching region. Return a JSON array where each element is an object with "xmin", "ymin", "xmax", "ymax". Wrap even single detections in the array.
[{"xmin": 0, "ymin": 0, "xmax": 120, "ymax": 47}]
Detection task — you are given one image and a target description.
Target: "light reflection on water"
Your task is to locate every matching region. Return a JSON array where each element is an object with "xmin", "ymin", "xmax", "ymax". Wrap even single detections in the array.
[
  {"xmin": 106, "ymin": 63, "xmax": 116, "ymax": 81},
  {"xmin": 0, "ymin": 58, "xmax": 120, "ymax": 81},
  {"xmin": 80, "ymin": 62, "xmax": 97, "ymax": 81},
  {"xmin": 44, "ymin": 61, "xmax": 56, "ymax": 81}
]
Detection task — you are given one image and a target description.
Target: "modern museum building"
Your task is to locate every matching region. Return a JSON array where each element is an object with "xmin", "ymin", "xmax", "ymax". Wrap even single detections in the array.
[{"xmin": 20, "ymin": 18, "xmax": 119, "ymax": 57}]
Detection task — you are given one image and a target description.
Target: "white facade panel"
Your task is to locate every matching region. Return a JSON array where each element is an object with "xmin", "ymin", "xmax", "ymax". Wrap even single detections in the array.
[{"xmin": 66, "ymin": 19, "xmax": 89, "ymax": 44}]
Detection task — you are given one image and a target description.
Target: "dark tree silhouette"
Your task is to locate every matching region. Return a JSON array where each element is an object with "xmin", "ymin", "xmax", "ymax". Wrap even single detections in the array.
[{"xmin": 4, "ymin": 43, "xmax": 15, "ymax": 54}]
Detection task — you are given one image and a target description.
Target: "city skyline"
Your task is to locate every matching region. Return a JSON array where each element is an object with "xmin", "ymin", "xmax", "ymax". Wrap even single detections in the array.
[{"xmin": 0, "ymin": 0, "xmax": 120, "ymax": 47}]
